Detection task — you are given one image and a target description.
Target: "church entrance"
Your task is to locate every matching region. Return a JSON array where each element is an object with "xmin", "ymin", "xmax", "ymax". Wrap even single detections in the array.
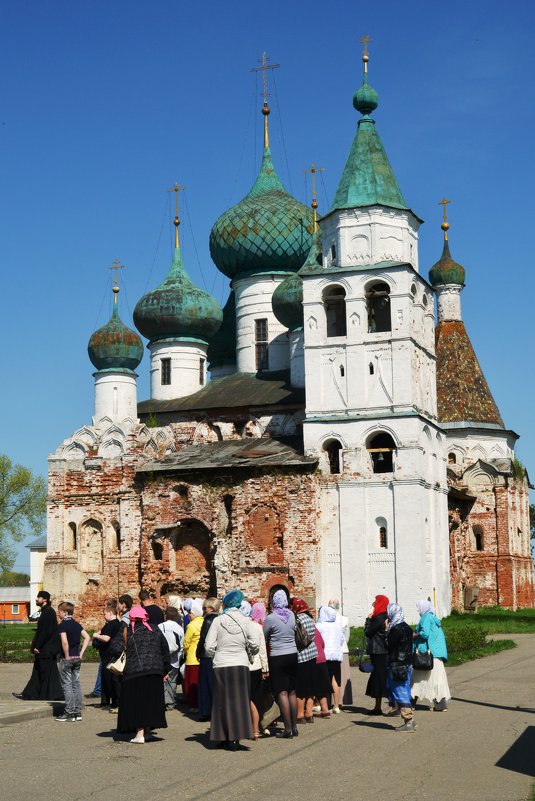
[{"xmin": 156, "ymin": 518, "xmax": 217, "ymax": 597}]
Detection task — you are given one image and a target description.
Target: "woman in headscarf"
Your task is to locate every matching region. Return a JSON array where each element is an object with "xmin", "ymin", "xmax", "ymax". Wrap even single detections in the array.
[
  {"xmin": 182, "ymin": 601, "xmax": 204, "ymax": 711},
  {"xmin": 316, "ymin": 606, "xmax": 345, "ymax": 713},
  {"xmin": 240, "ymin": 600, "xmax": 269, "ymax": 740},
  {"xmin": 204, "ymin": 589, "xmax": 259, "ymax": 751},
  {"xmin": 363, "ymin": 594, "xmax": 389, "ymax": 714},
  {"xmin": 291, "ymin": 598, "xmax": 318, "ymax": 725},
  {"xmin": 112, "ymin": 605, "xmax": 171, "ymax": 744},
  {"xmin": 196, "ymin": 597, "xmax": 221, "ymax": 721},
  {"xmin": 328, "ymin": 599, "xmax": 353, "ymax": 707},
  {"xmin": 263, "ymin": 588, "xmax": 298, "ymax": 738},
  {"xmin": 385, "ymin": 602, "xmax": 415, "ymax": 732},
  {"xmin": 411, "ymin": 600, "xmax": 450, "ymax": 711}
]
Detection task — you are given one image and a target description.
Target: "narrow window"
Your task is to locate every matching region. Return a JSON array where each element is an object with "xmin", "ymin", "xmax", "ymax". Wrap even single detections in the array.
[
  {"xmin": 369, "ymin": 363, "xmax": 374, "ymax": 375},
  {"xmin": 255, "ymin": 319, "xmax": 269, "ymax": 370},
  {"xmin": 379, "ymin": 527, "xmax": 388, "ymax": 548},
  {"xmin": 473, "ymin": 526, "xmax": 484, "ymax": 552},
  {"xmin": 161, "ymin": 358, "xmax": 171, "ymax": 385},
  {"xmin": 68, "ymin": 522, "xmax": 77, "ymax": 551},
  {"xmin": 111, "ymin": 521, "xmax": 121, "ymax": 553},
  {"xmin": 366, "ymin": 282, "xmax": 391, "ymax": 333},
  {"xmin": 324, "ymin": 439, "xmax": 342, "ymax": 474},
  {"xmin": 199, "ymin": 357, "xmax": 206, "ymax": 386},
  {"xmin": 323, "ymin": 285, "xmax": 347, "ymax": 337},
  {"xmin": 340, "ymin": 365, "xmax": 345, "ymax": 377},
  {"xmin": 151, "ymin": 539, "xmax": 163, "ymax": 560},
  {"xmin": 12, "ymin": 604, "xmax": 19, "ymax": 615},
  {"xmin": 367, "ymin": 432, "xmax": 396, "ymax": 473},
  {"xmin": 330, "ymin": 243, "xmax": 337, "ymax": 262}
]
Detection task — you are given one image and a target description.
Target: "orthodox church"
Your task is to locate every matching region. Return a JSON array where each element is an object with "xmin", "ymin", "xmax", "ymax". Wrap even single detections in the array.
[{"xmin": 43, "ymin": 50, "xmax": 534, "ymax": 626}]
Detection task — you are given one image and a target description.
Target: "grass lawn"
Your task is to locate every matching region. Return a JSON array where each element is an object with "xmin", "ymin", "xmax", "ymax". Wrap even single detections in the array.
[
  {"xmin": 348, "ymin": 606, "xmax": 535, "ymax": 667},
  {"xmin": 0, "ymin": 623, "xmax": 100, "ymax": 662}
]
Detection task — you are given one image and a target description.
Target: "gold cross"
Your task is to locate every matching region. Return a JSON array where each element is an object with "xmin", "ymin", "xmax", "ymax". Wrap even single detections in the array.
[
  {"xmin": 304, "ymin": 162, "xmax": 324, "ymax": 230},
  {"xmin": 249, "ymin": 51, "xmax": 280, "ymax": 106},
  {"xmin": 359, "ymin": 34, "xmax": 372, "ymax": 57},
  {"xmin": 110, "ymin": 259, "xmax": 124, "ymax": 302},
  {"xmin": 438, "ymin": 197, "xmax": 451, "ymax": 239},
  {"xmin": 166, "ymin": 182, "xmax": 186, "ymax": 247}
]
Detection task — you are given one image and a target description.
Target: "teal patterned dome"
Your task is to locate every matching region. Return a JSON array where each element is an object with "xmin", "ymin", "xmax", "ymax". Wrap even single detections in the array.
[
  {"xmin": 210, "ymin": 147, "xmax": 314, "ymax": 280},
  {"xmin": 353, "ymin": 75, "xmax": 379, "ymax": 116},
  {"xmin": 88, "ymin": 302, "xmax": 143, "ymax": 372},
  {"xmin": 272, "ymin": 229, "xmax": 323, "ymax": 330},
  {"xmin": 207, "ymin": 290, "xmax": 236, "ymax": 368},
  {"xmin": 429, "ymin": 240, "xmax": 466, "ymax": 287},
  {"xmin": 134, "ymin": 246, "xmax": 223, "ymax": 344}
]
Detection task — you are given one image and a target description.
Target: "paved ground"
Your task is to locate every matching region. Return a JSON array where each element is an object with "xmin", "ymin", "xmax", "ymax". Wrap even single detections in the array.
[{"xmin": 1, "ymin": 637, "xmax": 534, "ymax": 801}]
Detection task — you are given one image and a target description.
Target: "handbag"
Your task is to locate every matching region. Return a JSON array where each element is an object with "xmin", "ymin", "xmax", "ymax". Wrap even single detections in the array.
[
  {"xmin": 107, "ymin": 650, "xmax": 126, "ymax": 675},
  {"xmin": 295, "ymin": 616, "xmax": 314, "ymax": 652},
  {"xmin": 358, "ymin": 634, "xmax": 374, "ymax": 674},
  {"xmin": 413, "ymin": 647, "xmax": 434, "ymax": 671}
]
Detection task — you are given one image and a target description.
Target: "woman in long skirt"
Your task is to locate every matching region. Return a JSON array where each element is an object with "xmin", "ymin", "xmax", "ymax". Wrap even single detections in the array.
[
  {"xmin": 385, "ymin": 603, "xmax": 415, "ymax": 732},
  {"xmin": 204, "ymin": 589, "xmax": 259, "ymax": 751},
  {"xmin": 411, "ymin": 600, "xmax": 451, "ymax": 711},
  {"xmin": 363, "ymin": 594, "xmax": 389, "ymax": 714}
]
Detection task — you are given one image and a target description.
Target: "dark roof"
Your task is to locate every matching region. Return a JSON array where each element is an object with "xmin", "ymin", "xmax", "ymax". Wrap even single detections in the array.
[
  {"xmin": 435, "ymin": 320, "xmax": 504, "ymax": 426},
  {"xmin": 138, "ymin": 371, "xmax": 305, "ymax": 415},
  {"xmin": 25, "ymin": 534, "xmax": 47, "ymax": 549},
  {"xmin": 137, "ymin": 437, "xmax": 317, "ymax": 475}
]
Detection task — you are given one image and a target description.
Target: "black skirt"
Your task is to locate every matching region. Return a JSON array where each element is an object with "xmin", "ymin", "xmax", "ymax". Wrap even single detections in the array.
[
  {"xmin": 210, "ymin": 665, "xmax": 252, "ymax": 742},
  {"xmin": 365, "ymin": 652, "xmax": 388, "ymax": 698},
  {"xmin": 314, "ymin": 661, "xmax": 332, "ymax": 699},
  {"xmin": 295, "ymin": 658, "xmax": 316, "ymax": 699},
  {"xmin": 269, "ymin": 653, "xmax": 298, "ymax": 695},
  {"xmin": 117, "ymin": 674, "xmax": 167, "ymax": 732},
  {"xmin": 326, "ymin": 660, "xmax": 342, "ymax": 685},
  {"xmin": 250, "ymin": 668, "xmax": 263, "ymax": 714}
]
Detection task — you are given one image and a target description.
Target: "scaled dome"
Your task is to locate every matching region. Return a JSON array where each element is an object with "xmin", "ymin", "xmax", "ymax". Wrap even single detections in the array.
[
  {"xmin": 272, "ymin": 229, "xmax": 323, "ymax": 330},
  {"xmin": 209, "ymin": 148, "xmax": 314, "ymax": 280},
  {"xmin": 134, "ymin": 247, "xmax": 223, "ymax": 344},
  {"xmin": 207, "ymin": 290, "xmax": 236, "ymax": 368},
  {"xmin": 88, "ymin": 304, "xmax": 143, "ymax": 372},
  {"xmin": 429, "ymin": 240, "xmax": 466, "ymax": 287}
]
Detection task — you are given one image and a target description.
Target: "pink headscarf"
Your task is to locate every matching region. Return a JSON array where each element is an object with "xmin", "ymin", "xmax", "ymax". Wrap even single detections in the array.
[
  {"xmin": 251, "ymin": 602, "xmax": 267, "ymax": 625},
  {"xmin": 129, "ymin": 604, "xmax": 152, "ymax": 632}
]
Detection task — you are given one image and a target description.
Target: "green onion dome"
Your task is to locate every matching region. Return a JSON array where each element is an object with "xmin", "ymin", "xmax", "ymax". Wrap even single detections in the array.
[
  {"xmin": 133, "ymin": 246, "xmax": 223, "ymax": 344},
  {"xmin": 209, "ymin": 147, "xmax": 314, "ymax": 280},
  {"xmin": 272, "ymin": 229, "xmax": 323, "ymax": 330},
  {"xmin": 353, "ymin": 74, "xmax": 379, "ymax": 116},
  {"xmin": 207, "ymin": 290, "xmax": 236, "ymax": 368},
  {"xmin": 88, "ymin": 302, "xmax": 143, "ymax": 372},
  {"xmin": 429, "ymin": 240, "xmax": 466, "ymax": 287}
]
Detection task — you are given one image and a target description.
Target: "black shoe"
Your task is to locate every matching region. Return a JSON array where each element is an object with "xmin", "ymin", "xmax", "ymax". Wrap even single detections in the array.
[
  {"xmin": 85, "ymin": 691, "xmax": 100, "ymax": 699},
  {"xmin": 292, "ymin": 728, "xmax": 299, "ymax": 737},
  {"xmin": 277, "ymin": 730, "xmax": 293, "ymax": 739},
  {"xmin": 226, "ymin": 740, "xmax": 239, "ymax": 751},
  {"xmin": 12, "ymin": 693, "xmax": 24, "ymax": 700}
]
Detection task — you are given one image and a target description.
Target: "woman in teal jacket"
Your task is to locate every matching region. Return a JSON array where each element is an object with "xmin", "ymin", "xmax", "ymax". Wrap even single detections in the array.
[{"xmin": 411, "ymin": 600, "xmax": 450, "ymax": 711}]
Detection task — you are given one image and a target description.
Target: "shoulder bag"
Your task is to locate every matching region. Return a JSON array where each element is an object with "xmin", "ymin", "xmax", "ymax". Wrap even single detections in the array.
[
  {"xmin": 358, "ymin": 633, "xmax": 374, "ymax": 673},
  {"xmin": 412, "ymin": 646, "xmax": 434, "ymax": 671},
  {"xmin": 295, "ymin": 616, "xmax": 313, "ymax": 651},
  {"xmin": 107, "ymin": 626, "xmax": 128, "ymax": 675}
]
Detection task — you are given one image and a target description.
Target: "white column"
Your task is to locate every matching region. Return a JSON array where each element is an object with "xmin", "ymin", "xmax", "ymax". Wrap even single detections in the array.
[
  {"xmin": 149, "ymin": 339, "xmax": 208, "ymax": 400},
  {"xmin": 435, "ymin": 284, "xmax": 463, "ymax": 322},
  {"xmin": 93, "ymin": 370, "xmax": 138, "ymax": 428},
  {"xmin": 234, "ymin": 274, "xmax": 291, "ymax": 373},
  {"xmin": 289, "ymin": 328, "xmax": 305, "ymax": 388}
]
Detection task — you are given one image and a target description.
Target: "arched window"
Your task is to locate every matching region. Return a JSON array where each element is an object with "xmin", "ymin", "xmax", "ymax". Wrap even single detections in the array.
[
  {"xmin": 324, "ymin": 439, "xmax": 343, "ymax": 474},
  {"xmin": 68, "ymin": 522, "xmax": 77, "ymax": 551},
  {"xmin": 323, "ymin": 285, "xmax": 347, "ymax": 337},
  {"xmin": 367, "ymin": 432, "xmax": 396, "ymax": 473},
  {"xmin": 473, "ymin": 525, "xmax": 484, "ymax": 551},
  {"xmin": 111, "ymin": 520, "xmax": 121, "ymax": 552},
  {"xmin": 448, "ymin": 452, "xmax": 457, "ymax": 465},
  {"xmin": 379, "ymin": 526, "xmax": 388, "ymax": 548},
  {"xmin": 366, "ymin": 282, "xmax": 391, "ymax": 333}
]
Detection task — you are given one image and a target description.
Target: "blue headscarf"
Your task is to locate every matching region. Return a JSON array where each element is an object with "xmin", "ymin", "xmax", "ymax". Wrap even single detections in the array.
[{"xmin": 223, "ymin": 589, "xmax": 244, "ymax": 614}]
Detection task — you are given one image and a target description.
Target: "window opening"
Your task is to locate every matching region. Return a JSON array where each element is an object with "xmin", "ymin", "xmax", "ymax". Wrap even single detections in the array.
[
  {"xmin": 12, "ymin": 604, "xmax": 19, "ymax": 615},
  {"xmin": 255, "ymin": 319, "xmax": 269, "ymax": 370},
  {"xmin": 379, "ymin": 527, "xmax": 388, "ymax": 548},
  {"xmin": 324, "ymin": 439, "xmax": 342, "ymax": 474},
  {"xmin": 367, "ymin": 432, "xmax": 396, "ymax": 473},
  {"xmin": 161, "ymin": 358, "xmax": 171, "ymax": 385},
  {"xmin": 330, "ymin": 243, "xmax": 336, "ymax": 262},
  {"xmin": 340, "ymin": 365, "xmax": 345, "ymax": 377},
  {"xmin": 448, "ymin": 452, "xmax": 457, "ymax": 464},
  {"xmin": 473, "ymin": 526, "xmax": 484, "ymax": 552},
  {"xmin": 366, "ymin": 282, "xmax": 391, "ymax": 333},
  {"xmin": 199, "ymin": 357, "xmax": 206, "ymax": 386},
  {"xmin": 151, "ymin": 538, "xmax": 163, "ymax": 560},
  {"xmin": 68, "ymin": 522, "xmax": 77, "ymax": 551},
  {"xmin": 369, "ymin": 363, "xmax": 374, "ymax": 375},
  {"xmin": 323, "ymin": 285, "xmax": 347, "ymax": 337}
]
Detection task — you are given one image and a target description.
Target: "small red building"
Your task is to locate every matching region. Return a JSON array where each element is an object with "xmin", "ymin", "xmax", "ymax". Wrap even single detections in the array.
[{"xmin": 0, "ymin": 587, "xmax": 30, "ymax": 623}]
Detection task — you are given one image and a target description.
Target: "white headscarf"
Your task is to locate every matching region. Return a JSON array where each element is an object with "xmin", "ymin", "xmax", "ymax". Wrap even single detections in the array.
[
  {"xmin": 416, "ymin": 599, "xmax": 433, "ymax": 617},
  {"xmin": 239, "ymin": 600, "xmax": 252, "ymax": 617},
  {"xmin": 387, "ymin": 602, "xmax": 405, "ymax": 628},
  {"xmin": 318, "ymin": 605, "xmax": 336, "ymax": 623}
]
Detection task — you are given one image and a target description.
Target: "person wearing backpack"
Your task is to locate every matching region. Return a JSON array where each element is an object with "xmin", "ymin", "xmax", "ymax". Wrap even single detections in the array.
[
  {"xmin": 158, "ymin": 606, "xmax": 184, "ymax": 710},
  {"xmin": 291, "ymin": 598, "xmax": 318, "ymax": 724}
]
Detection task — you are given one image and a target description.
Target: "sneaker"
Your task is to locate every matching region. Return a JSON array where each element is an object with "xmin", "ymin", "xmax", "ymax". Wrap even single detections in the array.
[
  {"xmin": 395, "ymin": 720, "xmax": 416, "ymax": 732},
  {"xmin": 55, "ymin": 713, "xmax": 75, "ymax": 722},
  {"xmin": 311, "ymin": 705, "xmax": 321, "ymax": 713},
  {"xmin": 74, "ymin": 714, "xmax": 83, "ymax": 721},
  {"xmin": 332, "ymin": 706, "xmax": 341, "ymax": 714},
  {"xmin": 130, "ymin": 735, "xmax": 145, "ymax": 744}
]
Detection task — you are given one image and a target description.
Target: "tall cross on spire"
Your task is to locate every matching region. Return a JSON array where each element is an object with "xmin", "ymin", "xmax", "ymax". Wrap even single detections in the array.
[
  {"xmin": 359, "ymin": 34, "xmax": 372, "ymax": 73},
  {"xmin": 305, "ymin": 162, "xmax": 324, "ymax": 231},
  {"xmin": 249, "ymin": 51, "xmax": 280, "ymax": 148},
  {"xmin": 166, "ymin": 182, "xmax": 186, "ymax": 248},
  {"xmin": 110, "ymin": 258, "xmax": 124, "ymax": 304},
  {"xmin": 438, "ymin": 197, "xmax": 451, "ymax": 240}
]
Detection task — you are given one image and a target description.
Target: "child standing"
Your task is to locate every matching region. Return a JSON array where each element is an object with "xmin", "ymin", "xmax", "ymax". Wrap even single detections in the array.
[
  {"xmin": 92, "ymin": 599, "xmax": 122, "ymax": 712},
  {"xmin": 55, "ymin": 601, "xmax": 90, "ymax": 722}
]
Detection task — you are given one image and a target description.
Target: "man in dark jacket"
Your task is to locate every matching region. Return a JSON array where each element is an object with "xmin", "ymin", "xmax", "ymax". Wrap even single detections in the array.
[{"xmin": 14, "ymin": 591, "xmax": 64, "ymax": 700}]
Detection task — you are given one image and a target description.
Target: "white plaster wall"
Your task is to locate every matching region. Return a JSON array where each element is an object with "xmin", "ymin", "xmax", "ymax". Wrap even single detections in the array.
[
  {"xmin": 320, "ymin": 206, "xmax": 420, "ymax": 272},
  {"xmin": 93, "ymin": 371, "xmax": 138, "ymax": 429},
  {"xmin": 444, "ymin": 429, "xmax": 515, "ymax": 465},
  {"xmin": 233, "ymin": 274, "xmax": 291, "ymax": 373},
  {"xmin": 436, "ymin": 284, "xmax": 463, "ymax": 322},
  {"xmin": 29, "ymin": 548, "xmax": 46, "ymax": 615},
  {"xmin": 149, "ymin": 339, "xmax": 208, "ymax": 400},
  {"xmin": 289, "ymin": 328, "xmax": 305, "ymax": 388}
]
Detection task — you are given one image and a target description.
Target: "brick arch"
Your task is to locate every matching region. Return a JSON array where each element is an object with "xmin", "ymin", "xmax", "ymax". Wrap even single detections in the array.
[{"xmin": 245, "ymin": 504, "xmax": 284, "ymax": 565}]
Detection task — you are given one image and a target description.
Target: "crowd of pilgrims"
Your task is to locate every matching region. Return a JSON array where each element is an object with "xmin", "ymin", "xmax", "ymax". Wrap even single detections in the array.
[{"xmin": 17, "ymin": 587, "xmax": 451, "ymax": 747}]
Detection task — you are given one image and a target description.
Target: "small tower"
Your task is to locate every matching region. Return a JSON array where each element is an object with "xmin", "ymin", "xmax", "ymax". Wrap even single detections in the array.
[
  {"xmin": 87, "ymin": 263, "xmax": 143, "ymax": 429},
  {"xmin": 209, "ymin": 53, "xmax": 314, "ymax": 373},
  {"xmin": 134, "ymin": 184, "xmax": 223, "ymax": 400}
]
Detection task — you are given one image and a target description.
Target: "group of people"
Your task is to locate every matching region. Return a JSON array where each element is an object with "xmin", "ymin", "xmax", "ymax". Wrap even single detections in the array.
[
  {"xmin": 364, "ymin": 595, "xmax": 451, "ymax": 732},
  {"xmin": 14, "ymin": 587, "xmax": 450, "ymax": 744}
]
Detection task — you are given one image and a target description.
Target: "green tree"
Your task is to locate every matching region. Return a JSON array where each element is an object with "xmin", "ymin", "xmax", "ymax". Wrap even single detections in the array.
[
  {"xmin": 0, "ymin": 455, "xmax": 46, "ymax": 574},
  {"xmin": 0, "ymin": 571, "xmax": 30, "ymax": 586}
]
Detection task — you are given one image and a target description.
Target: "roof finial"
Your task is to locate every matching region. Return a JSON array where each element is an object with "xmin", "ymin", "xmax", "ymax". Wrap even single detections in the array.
[
  {"xmin": 110, "ymin": 259, "xmax": 124, "ymax": 305},
  {"xmin": 438, "ymin": 197, "xmax": 451, "ymax": 241},
  {"xmin": 305, "ymin": 162, "xmax": 324, "ymax": 232},
  {"xmin": 166, "ymin": 182, "xmax": 186, "ymax": 248},
  {"xmin": 249, "ymin": 51, "xmax": 280, "ymax": 149},
  {"xmin": 359, "ymin": 34, "xmax": 372, "ymax": 76}
]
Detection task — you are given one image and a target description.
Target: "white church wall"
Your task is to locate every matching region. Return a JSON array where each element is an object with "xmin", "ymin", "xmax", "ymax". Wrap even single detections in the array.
[
  {"xmin": 149, "ymin": 339, "xmax": 208, "ymax": 400},
  {"xmin": 233, "ymin": 273, "xmax": 291, "ymax": 373}
]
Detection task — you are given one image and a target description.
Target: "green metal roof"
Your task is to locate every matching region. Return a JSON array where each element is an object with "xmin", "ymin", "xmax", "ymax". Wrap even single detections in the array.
[
  {"xmin": 429, "ymin": 239, "xmax": 466, "ymax": 287},
  {"xmin": 134, "ymin": 246, "xmax": 223, "ymax": 345},
  {"xmin": 209, "ymin": 147, "xmax": 314, "ymax": 280},
  {"xmin": 88, "ymin": 305, "xmax": 143, "ymax": 372},
  {"xmin": 207, "ymin": 290, "xmax": 236, "ymax": 368},
  {"xmin": 272, "ymin": 229, "xmax": 323, "ymax": 330}
]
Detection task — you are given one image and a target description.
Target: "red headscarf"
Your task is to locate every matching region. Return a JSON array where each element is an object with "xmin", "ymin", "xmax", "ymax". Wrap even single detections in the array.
[
  {"xmin": 292, "ymin": 598, "xmax": 310, "ymax": 614},
  {"xmin": 371, "ymin": 595, "xmax": 389, "ymax": 617}
]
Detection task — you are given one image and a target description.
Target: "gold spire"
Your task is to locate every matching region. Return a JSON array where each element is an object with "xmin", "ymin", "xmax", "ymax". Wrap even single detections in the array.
[
  {"xmin": 166, "ymin": 182, "xmax": 186, "ymax": 248},
  {"xmin": 110, "ymin": 258, "xmax": 124, "ymax": 305},
  {"xmin": 359, "ymin": 34, "xmax": 372, "ymax": 74},
  {"xmin": 249, "ymin": 51, "xmax": 280, "ymax": 148},
  {"xmin": 438, "ymin": 197, "xmax": 451, "ymax": 241},
  {"xmin": 305, "ymin": 162, "xmax": 324, "ymax": 232}
]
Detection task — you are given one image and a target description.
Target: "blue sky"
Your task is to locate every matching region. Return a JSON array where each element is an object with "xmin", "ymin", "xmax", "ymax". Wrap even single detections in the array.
[{"xmin": 1, "ymin": 0, "xmax": 533, "ymax": 572}]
